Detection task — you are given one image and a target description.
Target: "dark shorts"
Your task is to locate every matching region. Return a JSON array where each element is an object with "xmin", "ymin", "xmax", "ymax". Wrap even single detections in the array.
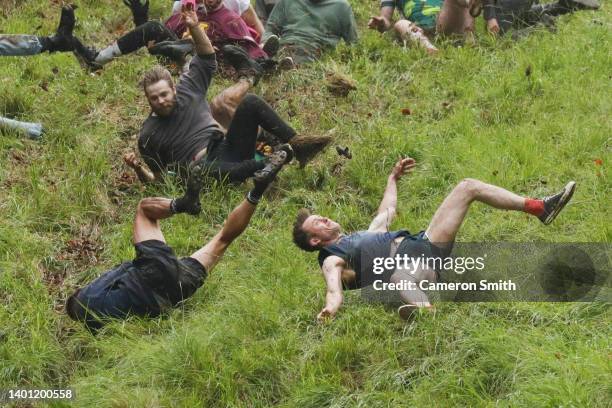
[
  {"xmin": 69, "ymin": 240, "xmax": 206, "ymax": 330},
  {"xmin": 397, "ymin": 231, "xmax": 453, "ymax": 281}
]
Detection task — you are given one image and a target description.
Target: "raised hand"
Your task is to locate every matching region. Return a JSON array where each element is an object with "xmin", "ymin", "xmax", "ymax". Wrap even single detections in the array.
[
  {"xmin": 390, "ymin": 157, "xmax": 416, "ymax": 181},
  {"xmin": 367, "ymin": 16, "xmax": 391, "ymax": 33}
]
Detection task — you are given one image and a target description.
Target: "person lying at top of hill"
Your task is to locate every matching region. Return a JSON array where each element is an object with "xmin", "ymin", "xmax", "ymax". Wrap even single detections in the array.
[
  {"xmin": 73, "ymin": 0, "xmax": 274, "ymax": 78},
  {"xmin": 66, "ymin": 149, "xmax": 290, "ymax": 332},
  {"xmin": 0, "ymin": 4, "xmax": 76, "ymax": 57},
  {"xmin": 121, "ymin": 8, "xmax": 330, "ymax": 185},
  {"xmin": 482, "ymin": 0, "xmax": 600, "ymax": 36},
  {"xmin": 367, "ymin": 0, "xmax": 484, "ymax": 54},
  {"xmin": 292, "ymin": 158, "xmax": 576, "ymax": 321},
  {"xmin": 170, "ymin": 0, "xmax": 266, "ymax": 42},
  {"xmin": 261, "ymin": 0, "xmax": 358, "ymax": 68}
]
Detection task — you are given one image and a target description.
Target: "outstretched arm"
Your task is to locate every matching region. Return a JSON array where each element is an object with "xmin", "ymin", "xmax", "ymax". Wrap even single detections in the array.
[
  {"xmin": 124, "ymin": 151, "xmax": 161, "ymax": 183},
  {"xmin": 368, "ymin": 158, "xmax": 416, "ymax": 232},
  {"xmin": 317, "ymin": 255, "xmax": 346, "ymax": 321},
  {"xmin": 368, "ymin": 5, "xmax": 395, "ymax": 33},
  {"xmin": 183, "ymin": 6, "xmax": 214, "ymax": 56}
]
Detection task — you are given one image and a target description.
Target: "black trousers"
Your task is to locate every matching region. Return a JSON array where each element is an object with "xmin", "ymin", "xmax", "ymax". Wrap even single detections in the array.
[
  {"xmin": 117, "ymin": 21, "xmax": 177, "ymax": 54},
  {"xmin": 205, "ymin": 94, "xmax": 296, "ymax": 183},
  {"xmin": 488, "ymin": 0, "xmax": 576, "ymax": 33}
]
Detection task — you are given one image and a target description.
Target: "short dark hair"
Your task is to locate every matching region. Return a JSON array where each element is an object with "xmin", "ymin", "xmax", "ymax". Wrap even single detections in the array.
[
  {"xmin": 293, "ymin": 208, "xmax": 318, "ymax": 252},
  {"xmin": 141, "ymin": 65, "xmax": 174, "ymax": 94}
]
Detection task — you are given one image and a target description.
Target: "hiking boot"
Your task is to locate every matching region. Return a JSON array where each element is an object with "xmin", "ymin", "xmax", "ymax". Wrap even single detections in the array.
[
  {"xmin": 262, "ymin": 34, "xmax": 280, "ymax": 57},
  {"xmin": 560, "ymin": 0, "xmax": 600, "ymax": 10},
  {"xmin": 274, "ymin": 143, "xmax": 294, "ymax": 163},
  {"xmin": 538, "ymin": 181, "xmax": 576, "ymax": 225},
  {"xmin": 289, "ymin": 134, "xmax": 332, "ymax": 168},
  {"xmin": 172, "ymin": 161, "xmax": 207, "ymax": 215},
  {"xmin": 149, "ymin": 39, "xmax": 194, "ymax": 63},
  {"xmin": 221, "ymin": 44, "xmax": 263, "ymax": 85},
  {"xmin": 46, "ymin": 5, "xmax": 77, "ymax": 52},
  {"xmin": 253, "ymin": 150, "xmax": 290, "ymax": 184},
  {"xmin": 124, "ymin": 0, "xmax": 150, "ymax": 27},
  {"xmin": 398, "ymin": 304, "xmax": 418, "ymax": 321},
  {"xmin": 72, "ymin": 38, "xmax": 102, "ymax": 71}
]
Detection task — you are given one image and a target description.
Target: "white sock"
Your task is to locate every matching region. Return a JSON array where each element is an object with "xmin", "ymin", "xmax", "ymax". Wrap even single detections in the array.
[{"xmin": 95, "ymin": 42, "xmax": 122, "ymax": 65}]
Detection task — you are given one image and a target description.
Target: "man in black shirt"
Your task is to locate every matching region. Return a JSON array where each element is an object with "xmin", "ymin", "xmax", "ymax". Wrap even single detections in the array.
[
  {"xmin": 66, "ymin": 146, "xmax": 290, "ymax": 331},
  {"xmin": 123, "ymin": 6, "xmax": 328, "ymax": 184},
  {"xmin": 292, "ymin": 158, "xmax": 576, "ymax": 321}
]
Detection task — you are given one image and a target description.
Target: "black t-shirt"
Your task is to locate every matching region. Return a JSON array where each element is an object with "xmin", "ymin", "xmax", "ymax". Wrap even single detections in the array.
[
  {"xmin": 318, "ymin": 230, "xmax": 412, "ymax": 289},
  {"xmin": 138, "ymin": 54, "xmax": 222, "ymax": 173}
]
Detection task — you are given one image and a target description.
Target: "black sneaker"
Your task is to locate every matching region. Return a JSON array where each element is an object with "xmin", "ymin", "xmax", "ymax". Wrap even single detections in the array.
[
  {"xmin": 253, "ymin": 150, "xmax": 289, "ymax": 184},
  {"xmin": 149, "ymin": 39, "xmax": 194, "ymax": 64},
  {"xmin": 221, "ymin": 44, "xmax": 263, "ymax": 85},
  {"xmin": 47, "ymin": 5, "xmax": 77, "ymax": 52},
  {"xmin": 262, "ymin": 34, "xmax": 280, "ymax": 57},
  {"xmin": 72, "ymin": 38, "xmax": 102, "ymax": 71},
  {"xmin": 538, "ymin": 181, "xmax": 576, "ymax": 225},
  {"xmin": 274, "ymin": 143, "xmax": 294, "ymax": 163}
]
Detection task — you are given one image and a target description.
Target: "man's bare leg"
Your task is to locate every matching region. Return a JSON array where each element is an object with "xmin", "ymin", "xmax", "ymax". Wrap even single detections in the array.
[
  {"xmin": 133, "ymin": 197, "xmax": 172, "ymax": 244},
  {"xmin": 189, "ymin": 150, "xmax": 290, "ymax": 272},
  {"xmin": 393, "ymin": 20, "xmax": 439, "ymax": 54},
  {"xmin": 210, "ymin": 78, "xmax": 252, "ymax": 130},
  {"xmin": 425, "ymin": 178, "xmax": 576, "ymax": 245},
  {"xmin": 436, "ymin": 0, "xmax": 475, "ymax": 37},
  {"xmin": 189, "ymin": 199, "xmax": 257, "ymax": 272}
]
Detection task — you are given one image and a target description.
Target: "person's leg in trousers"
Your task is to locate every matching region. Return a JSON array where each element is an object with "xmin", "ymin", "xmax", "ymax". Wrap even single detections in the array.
[
  {"xmin": 74, "ymin": 21, "xmax": 178, "ymax": 69},
  {"xmin": 223, "ymin": 93, "xmax": 296, "ymax": 160},
  {"xmin": 0, "ymin": 5, "xmax": 75, "ymax": 56}
]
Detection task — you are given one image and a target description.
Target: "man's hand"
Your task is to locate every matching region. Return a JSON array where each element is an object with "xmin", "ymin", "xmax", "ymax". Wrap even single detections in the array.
[
  {"xmin": 390, "ymin": 157, "xmax": 416, "ymax": 181},
  {"xmin": 317, "ymin": 306, "xmax": 336, "ymax": 322},
  {"xmin": 487, "ymin": 18, "xmax": 500, "ymax": 35},
  {"xmin": 123, "ymin": 151, "xmax": 142, "ymax": 169},
  {"xmin": 182, "ymin": 6, "xmax": 200, "ymax": 29},
  {"xmin": 368, "ymin": 16, "xmax": 391, "ymax": 33}
]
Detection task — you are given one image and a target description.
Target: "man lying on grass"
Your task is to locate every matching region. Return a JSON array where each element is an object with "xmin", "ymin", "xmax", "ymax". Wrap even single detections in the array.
[
  {"xmin": 293, "ymin": 158, "xmax": 576, "ymax": 321},
  {"xmin": 261, "ymin": 0, "xmax": 359, "ymax": 68},
  {"xmin": 66, "ymin": 148, "xmax": 290, "ymax": 331},
  {"xmin": 0, "ymin": 5, "xmax": 76, "ymax": 57},
  {"xmin": 368, "ymin": 0, "xmax": 483, "ymax": 54},
  {"xmin": 482, "ymin": 0, "xmax": 599, "ymax": 36},
  {"xmin": 120, "ymin": 7, "xmax": 330, "ymax": 184}
]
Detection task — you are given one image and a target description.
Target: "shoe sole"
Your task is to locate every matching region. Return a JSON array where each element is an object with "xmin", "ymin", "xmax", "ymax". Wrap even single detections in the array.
[
  {"xmin": 262, "ymin": 35, "xmax": 280, "ymax": 56},
  {"xmin": 73, "ymin": 51, "xmax": 102, "ymax": 72},
  {"xmin": 253, "ymin": 151, "xmax": 288, "ymax": 182},
  {"xmin": 398, "ymin": 304, "xmax": 418, "ymax": 321},
  {"xmin": 543, "ymin": 181, "xmax": 576, "ymax": 225}
]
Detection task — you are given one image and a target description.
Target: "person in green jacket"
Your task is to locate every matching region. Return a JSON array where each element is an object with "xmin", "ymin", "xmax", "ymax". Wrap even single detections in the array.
[{"xmin": 262, "ymin": 0, "xmax": 358, "ymax": 67}]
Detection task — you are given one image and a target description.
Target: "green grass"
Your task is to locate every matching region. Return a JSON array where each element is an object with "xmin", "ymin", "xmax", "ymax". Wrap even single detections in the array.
[{"xmin": 1, "ymin": 1, "xmax": 610, "ymax": 407}]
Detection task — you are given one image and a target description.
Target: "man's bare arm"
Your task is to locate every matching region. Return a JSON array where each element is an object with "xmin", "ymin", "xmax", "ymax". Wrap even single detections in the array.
[
  {"xmin": 242, "ymin": 6, "xmax": 265, "ymax": 38},
  {"xmin": 123, "ymin": 152, "xmax": 158, "ymax": 183},
  {"xmin": 183, "ymin": 7, "xmax": 214, "ymax": 56},
  {"xmin": 317, "ymin": 255, "xmax": 345, "ymax": 321},
  {"xmin": 367, "ymin": 6, "xmax": 395, "ymax": 33},
  {"xmin": 368, "ymin": 158, "xmax": 416, "ymax": 232}
]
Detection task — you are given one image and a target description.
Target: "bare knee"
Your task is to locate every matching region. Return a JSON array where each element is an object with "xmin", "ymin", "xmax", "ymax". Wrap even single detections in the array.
[
  {"xmin": 455, "ymin": 178, "xmax": 482, "ymax": 200},
  {"xmin": 394, "ymin": 20, "xmax": 412, "ymax": 35}
]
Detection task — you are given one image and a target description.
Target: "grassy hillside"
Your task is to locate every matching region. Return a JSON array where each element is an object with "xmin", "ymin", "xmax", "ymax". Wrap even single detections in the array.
[{"xmin": 0, "ymin": 0, "xmax": 610, "ymax": 406}]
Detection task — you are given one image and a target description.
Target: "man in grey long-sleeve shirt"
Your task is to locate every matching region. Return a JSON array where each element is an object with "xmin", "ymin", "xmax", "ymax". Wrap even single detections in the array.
[{"xmin": 483, "ymin": 0, "xmax": 600, "ymax": 35}]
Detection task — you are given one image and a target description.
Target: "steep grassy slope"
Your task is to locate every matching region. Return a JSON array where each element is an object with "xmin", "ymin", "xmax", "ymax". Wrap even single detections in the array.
[{"xmin": 0, "ymin": 1, "xmax": 610, "ymax": 407}]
